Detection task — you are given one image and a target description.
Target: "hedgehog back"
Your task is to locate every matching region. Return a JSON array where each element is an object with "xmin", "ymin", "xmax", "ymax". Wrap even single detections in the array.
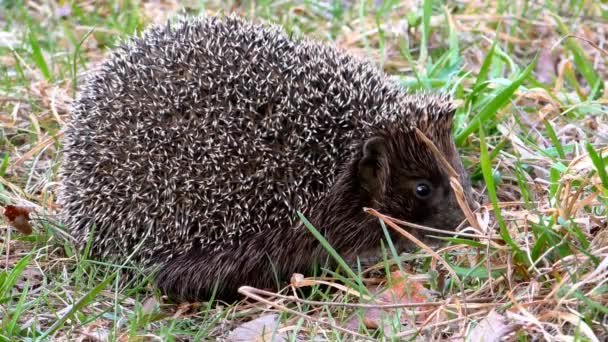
[{"xmin": 59, "ymin": 16, "xmax": 412, "ymax": 265}]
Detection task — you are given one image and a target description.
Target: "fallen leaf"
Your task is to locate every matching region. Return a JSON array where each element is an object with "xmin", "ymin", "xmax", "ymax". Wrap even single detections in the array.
[
  {"xmin": 3, "ymin": 205, "xmax": 34, "ymax": 235},
  {"xmin": 226, "ymin": 314, "xmax": 287, "ymax": 342},
  {"xmin": 378, "ymin": 271, "xmax": 434, "ymax": 304},
  {"xmin": 366, "ymin": 271, "xmax": 435, "ymax": 327},
  {"xmin": 468, "ymin": 310, "xmax": 512, "ymax": 342},
  {"xmin": 171, "ymin": 301, "xmax": 201, "ymax": 319},
  {"xmin": 346, "ymin": 270, "xmax": 437, "ymax": 333}
]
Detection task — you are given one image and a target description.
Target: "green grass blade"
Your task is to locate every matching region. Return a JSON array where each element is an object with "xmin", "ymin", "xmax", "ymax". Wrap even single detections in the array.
[
  {"xmin": 455, "ymin": 56, "xmax": 537, "ymax": 146},
  {"xmin": 554, "ymin": 16, "xmax": 601, "ymax": 99},
  {"xmin": 543, "ymin": 120, "xmax": 566, "ymax": 160},
  {"xmin": 437, "ymin": 236, "xmax": 487, "ymax": 248},
  {"xmin": 473, "ymin": 39, "xmax": 497, "ymax": 89},
  {"xmin": 71, "ymin": 27, "xmax": 95, "ymax": 97},
  {"xmin": 444, "ymin": 9, "xmax": 459, "ymax": 66},
  {"xmin": 586, "ymin": 143, "xmax": 608, "ymax": 192},
  {"xmin": 549, "ymin": 166, "xmax": 560, "ymax": 201},
  {"xmin": 450, "ymin": 264, "xmax": 504, "ymax": 280},
  {"xmin": 479, "ymin": 124, "xmax": 523, "ymax": 257},
  {"xmin": 38, "ymin": 272, "xmax": 117, "ymax": 340},
  {"xmin": 6, "ymin": 282, "xmax": 29, "ymax": 337},
  {"xmin": 513, "ymin": 162, "xmax": 532, "ymax": 206},
  {"xmin": 0, "ymin": 153, "xmax": 9, "ymax": 177},
  {"xmin": 572, "ymin": 290, "xmax": 608, "ymax": 315},
  {"xmin": 0, "ymin": 254, "xmax": 32, "ymax": 301},
  {"xmin": 297, "ymin": 212, "xmax": 368, "ymax": 295},
  {"xmin": 379, "ymin": 219, "xmax": 405, "ymax": 275},
  {"xmin": 28, "ymin": 31, "xmax": 51, "ymax": 81}
]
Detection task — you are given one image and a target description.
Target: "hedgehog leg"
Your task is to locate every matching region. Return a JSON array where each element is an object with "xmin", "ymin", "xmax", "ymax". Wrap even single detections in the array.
[
  {"xmin": 155, "ymin": 229, "xmax": 332, "ymax": 302},
  {"xmin": 155, "ymin": 251, "xmax": 233, "ymax": 302},
  {"xmin": 155, "ymin": 246, "xmax": 279, "ymax": 302}
]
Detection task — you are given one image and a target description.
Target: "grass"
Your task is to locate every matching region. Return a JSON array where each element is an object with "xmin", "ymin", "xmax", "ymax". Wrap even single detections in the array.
[{"xmin": 1, "ymin": 0, "xmax": 608, "ymax": 340}]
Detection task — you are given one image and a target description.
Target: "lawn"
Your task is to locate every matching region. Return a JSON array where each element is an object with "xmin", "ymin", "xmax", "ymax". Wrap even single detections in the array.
[{"xmin": 1, "ymin": 0, "xmax": 608, "ymax": 340}]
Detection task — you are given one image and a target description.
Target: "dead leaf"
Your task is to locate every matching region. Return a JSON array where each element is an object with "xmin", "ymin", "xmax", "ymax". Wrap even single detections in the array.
[
  {"xmin": 226, "ymin": 314, "xmax": 287, "ymax": 342},
  {"xmin": 378, "ymin": 271, "xmax": 434, "ymax": 304},
  {"xmin": 170, "ymin": 301, "xmax": 201, "ymax": 319},
  {"xmin": 346, "ymin": 270, "xmax": 437, "ymax": 332},
  {"xmin": 468, "ymin": 310, "xmax": 513, "ymax": 342},
  {"xmin": 3, "ymin": 205, "xmax": 34, "ymax": 235},
  {"xmin": 367, "ymin": 271, "xmax": 435, "ymax": 327}
]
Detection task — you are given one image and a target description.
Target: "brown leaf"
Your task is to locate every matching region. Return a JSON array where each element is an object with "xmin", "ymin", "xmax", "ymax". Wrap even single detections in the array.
[
  {"xmin": 170, "ymin": 301, "xmax": 201, "ymax": 319},
  {"xmin": 345, "ymin": 270, "xmax": 436, "ymax": 332},
  {"xmin": 377, "ymin": 271, "xmax": 433, "ymax": 304},
  {"xmin": 3, "ymin": 205, "xmax": 34, "ymax": 235}
]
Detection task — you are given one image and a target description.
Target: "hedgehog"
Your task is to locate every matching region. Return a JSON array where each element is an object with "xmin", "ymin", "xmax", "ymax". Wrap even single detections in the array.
[{"xmin": 58, "ymin": 14, "xmax": 474, "ymax": 302}]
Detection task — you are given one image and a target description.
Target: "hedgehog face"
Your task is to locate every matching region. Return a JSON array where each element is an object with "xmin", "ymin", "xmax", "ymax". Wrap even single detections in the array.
[{"xmin": 357, "ymin": 126, "xmax": 472, "ymax": 247}]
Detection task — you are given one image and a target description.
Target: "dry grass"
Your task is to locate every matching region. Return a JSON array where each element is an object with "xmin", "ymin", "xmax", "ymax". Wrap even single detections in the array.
[{"xmin": 1, "ymin": 0, "xmax": 607, "ymax": 340}]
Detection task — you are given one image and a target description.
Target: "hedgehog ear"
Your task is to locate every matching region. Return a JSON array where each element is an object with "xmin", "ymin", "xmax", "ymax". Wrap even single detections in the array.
[{"xmin": 358, "ymin": 137, "xmax": 388, "ymax": 196}]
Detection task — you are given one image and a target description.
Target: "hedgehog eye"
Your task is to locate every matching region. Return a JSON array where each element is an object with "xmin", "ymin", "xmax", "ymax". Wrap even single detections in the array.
[{"xmin": 414, "ymin": 181, "xmax": 433, "ymax": 200}]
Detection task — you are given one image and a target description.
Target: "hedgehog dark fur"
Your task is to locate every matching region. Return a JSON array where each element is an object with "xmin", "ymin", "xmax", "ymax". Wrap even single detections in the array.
[{"xmin": 59, "ymin": 14, "xmax": 474, "ymax": 302}]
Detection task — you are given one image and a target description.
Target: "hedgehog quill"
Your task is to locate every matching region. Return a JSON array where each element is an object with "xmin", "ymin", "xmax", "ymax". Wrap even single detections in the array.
[{"xmin": 59, "ymin": 15, "xmax": 475, "ymax": 302}]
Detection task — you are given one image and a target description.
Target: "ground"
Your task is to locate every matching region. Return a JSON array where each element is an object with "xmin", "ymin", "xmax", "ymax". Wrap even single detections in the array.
[{"xmin": 1, "ymin": 0, "xmax": 608, "ymax": 341}]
